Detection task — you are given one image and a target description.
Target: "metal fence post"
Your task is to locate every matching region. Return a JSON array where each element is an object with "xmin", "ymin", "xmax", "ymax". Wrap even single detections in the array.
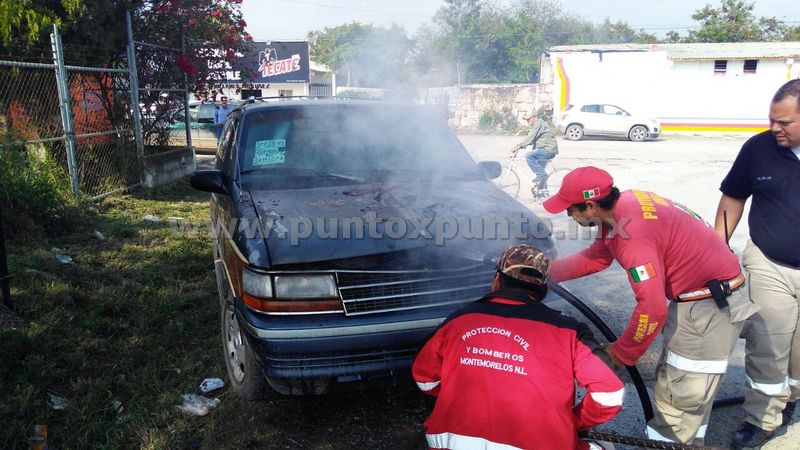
[
  {"xmin": 126, "ymin": 11, "xmax": 145, "ymax": 170},
  {"xmin": 51, "ymin": 25, "xmax": 80, "ymax": 198},
  {"xmin": 180, "ymin": 28, "xmax": 195, "ymax": 160}
]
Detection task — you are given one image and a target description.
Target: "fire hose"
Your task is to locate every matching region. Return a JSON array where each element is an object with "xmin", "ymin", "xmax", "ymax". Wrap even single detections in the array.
[
  {"xmin": 548, "ymin": 281, "xmax": 654, "ymax": 422},
  {"xmin": 579, "ymin": 431, "xmax": 725, "ymax": 450},
  {"xmin": 549, "ymin": 281, "xmax": 742, "ymax": 450}
]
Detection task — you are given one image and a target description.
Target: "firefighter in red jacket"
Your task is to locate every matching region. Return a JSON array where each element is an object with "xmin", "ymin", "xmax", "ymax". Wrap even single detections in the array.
[
  {"xmin": 542, "ymin": 166, "xmax": 759, "ymax": 446},
  {"xmin": 413, "ymin": 244, "xmax": 624, "ymax": 450}
]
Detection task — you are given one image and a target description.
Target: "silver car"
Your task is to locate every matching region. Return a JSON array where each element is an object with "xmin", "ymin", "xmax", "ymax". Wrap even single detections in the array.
[{"xmin": 555, "ymin": 103, "xmax": 660, "ymax": 142}]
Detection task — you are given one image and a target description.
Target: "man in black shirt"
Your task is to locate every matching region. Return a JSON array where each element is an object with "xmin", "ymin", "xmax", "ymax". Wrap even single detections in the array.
[{"xmin": 715, "ymin": 79, "xmax": 800, "ymax": 449}]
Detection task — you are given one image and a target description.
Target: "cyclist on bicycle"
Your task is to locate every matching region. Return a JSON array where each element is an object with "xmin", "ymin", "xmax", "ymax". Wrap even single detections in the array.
[{"xmin": 511, "ymin": 112, "xmax": 559, "ymax": 196}]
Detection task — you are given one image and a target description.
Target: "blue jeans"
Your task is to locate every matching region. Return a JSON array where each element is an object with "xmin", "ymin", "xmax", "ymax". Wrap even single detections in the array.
[{"xmin": 525, "ymin": 148, "xmax": 557, "ymax": 185}]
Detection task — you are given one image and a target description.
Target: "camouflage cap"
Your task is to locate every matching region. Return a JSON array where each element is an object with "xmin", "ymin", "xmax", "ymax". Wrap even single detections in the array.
[{"xmin": 497, "ymin": 244, "xmax": 550, "ymax": 286}]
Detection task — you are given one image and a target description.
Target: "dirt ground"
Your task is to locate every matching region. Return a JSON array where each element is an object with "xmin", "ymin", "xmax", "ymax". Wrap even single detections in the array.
[{"xmin": 458, "ymin": 132, "xmax": 797, "ymax": 449}]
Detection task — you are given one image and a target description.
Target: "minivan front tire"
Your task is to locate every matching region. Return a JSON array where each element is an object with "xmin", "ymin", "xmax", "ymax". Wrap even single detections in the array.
[{"xmin": 221, "ymin": 291, "xmax": 266, "ymax": 401}]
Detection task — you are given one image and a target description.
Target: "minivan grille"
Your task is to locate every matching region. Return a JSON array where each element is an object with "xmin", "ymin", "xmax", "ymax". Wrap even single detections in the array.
[{"xmin": 336, "ymin": 265, "xmax": 495, "ymax": 316}]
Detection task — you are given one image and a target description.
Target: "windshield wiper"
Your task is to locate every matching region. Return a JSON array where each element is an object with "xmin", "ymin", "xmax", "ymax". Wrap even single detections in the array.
[
  {"xmin": 240, "ymin": 167, "xmax": 365, "ymax": 183},
  {"xmin": 326, "ymin": 172, "xmax": 365, "ymax": 182}
]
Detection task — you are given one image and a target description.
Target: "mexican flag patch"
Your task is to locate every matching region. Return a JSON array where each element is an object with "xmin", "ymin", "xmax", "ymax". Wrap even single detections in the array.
[
  {"xmin": 629, "ymin": 263, "xmax": 656, "ymax": 282},
  {"xmin": 583, "ymin": 188, "xmax": 599, "ymax": 199}
]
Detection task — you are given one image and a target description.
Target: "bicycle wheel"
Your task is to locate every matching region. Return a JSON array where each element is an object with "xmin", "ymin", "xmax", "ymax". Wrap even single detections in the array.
[
  {"xmin": 544, "ymin": 169, "xmax": 570, "ymax": 197},
  {"xmin": 495, "ymin": 165, "xmax": 521, "ymax": 199}
]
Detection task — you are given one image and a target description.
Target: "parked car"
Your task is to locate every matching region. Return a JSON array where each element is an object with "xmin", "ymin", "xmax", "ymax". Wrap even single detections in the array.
[
  {"xmin": 555, "ymin": 103, "xmax": 660, "ymax": 142},
  {"xmin": 190, "ymin": 98, "xmax": 556, "ymax": 398},
  {"xmin": 165, "ymin": 100, "xmax": 241, "ymax": 151}
]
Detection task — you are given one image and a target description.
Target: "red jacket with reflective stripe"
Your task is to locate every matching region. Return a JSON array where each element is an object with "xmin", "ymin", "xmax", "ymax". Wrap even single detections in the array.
[
  {"xmin": 551, "ymin": 190, "xmax": 742, "ymax": 365},
  {"xmin": 412, "ymin": 291, "xmax": 624, "ymax": 450}
]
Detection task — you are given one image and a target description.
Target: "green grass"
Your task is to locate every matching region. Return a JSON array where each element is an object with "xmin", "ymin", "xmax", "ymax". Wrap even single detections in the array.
[
  {"xmin": 0, "ymin": 178, "xmax": 431, "ymax": 450},
  {"xmin": 0, "ymin": 179, "xmax": 221, "ymax": 449}
]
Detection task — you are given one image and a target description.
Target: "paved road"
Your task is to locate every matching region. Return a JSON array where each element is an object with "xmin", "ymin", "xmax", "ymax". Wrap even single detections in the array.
[
  {"xmin": 195, "ymin": 134, "xmax": 794, "ymax": 448},
  {"xmin": 458, "ymin": 133, "xmax": 796, "ymax": 449}
]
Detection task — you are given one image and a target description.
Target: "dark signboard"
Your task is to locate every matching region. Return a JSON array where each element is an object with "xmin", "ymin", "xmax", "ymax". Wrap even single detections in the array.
[{"xmin": 234, "ymin": 41, "xmax": 310, "ymax": 83}]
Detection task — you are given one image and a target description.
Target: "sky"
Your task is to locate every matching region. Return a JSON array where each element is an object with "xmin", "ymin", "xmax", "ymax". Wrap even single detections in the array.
[{"xmin": 241, "ymin": 0, "xmax": 800, "ymax": 41}]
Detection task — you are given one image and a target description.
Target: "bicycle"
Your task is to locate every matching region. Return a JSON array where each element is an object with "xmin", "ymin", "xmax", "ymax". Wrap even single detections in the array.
[{"xmin": 494, "ymin": 155, "xmax": 569, "ymax": 202}]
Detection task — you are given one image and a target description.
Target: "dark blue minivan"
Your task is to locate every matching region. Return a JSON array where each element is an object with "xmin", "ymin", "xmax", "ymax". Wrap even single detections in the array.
[{"xmin": 191, "ymin": 97, "xmax": 555, "ymax": 398}]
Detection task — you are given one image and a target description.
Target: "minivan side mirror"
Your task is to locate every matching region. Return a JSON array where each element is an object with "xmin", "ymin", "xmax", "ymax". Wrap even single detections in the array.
[
  {"xmin": 478, "ymin": 161, "xmax": 502, "ymax": 179},
  {"xmin": 191, "ymin": 170, "xmax": 228, "ymax": 194}
]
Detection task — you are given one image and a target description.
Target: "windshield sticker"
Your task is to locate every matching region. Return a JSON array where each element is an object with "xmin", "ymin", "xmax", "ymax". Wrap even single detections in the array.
[{"xmin": 253, "ymin": 140, "xmax": 286, "ymax": 165}]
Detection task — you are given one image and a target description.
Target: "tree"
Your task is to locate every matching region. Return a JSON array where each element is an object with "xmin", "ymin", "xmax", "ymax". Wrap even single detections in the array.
[
  {"xmin": 592, "ymin": 19, "xmax": 657, "ymax": 44},
  {"xmin": 0, "ymin": 0, "xmax": 127, "ymax": 64},
  {"xmin": 685, "ymin": 0, "xmax": 790, "ymax": 42},
  {"xmin": 135, "ymin": 0, "xmax": 251, "ymax": 93},
  {"xmin": 785, "ymin": 25, "xmax": 800, "ymax": 41},
  {"xmin": 432, "ymin": 0, "xmax": 486, "ymax": 84},
  {"xmin": 308, "ymin": 22, "xmax": 414, "ymax": 88},
  {"xmin": 424, "ymin": 0, "xmax": 657, "ymax": 84},
  {"xmin": 0, "ymin": 0, "xmax": 251, "ymax": 88},
  {"xmin": 665, "ymin": 30, "xmax": 683, "ymax": 43}
]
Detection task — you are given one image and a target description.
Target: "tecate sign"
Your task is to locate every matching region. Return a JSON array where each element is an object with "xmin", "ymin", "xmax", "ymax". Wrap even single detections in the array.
[
  {"xmin": 235, "ymin": 41, "xmax": 310, "ymax": 83},
  {"xmin": 259, "ymin": 50, "xmax": 301, "ymax": 78}
]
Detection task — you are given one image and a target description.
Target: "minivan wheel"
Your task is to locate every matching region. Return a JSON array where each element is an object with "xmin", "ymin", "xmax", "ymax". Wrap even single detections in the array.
[
  {"xmin": 565, "ymin": 124, "xmax": 584, "ymax": 141},
  {"xmin": 221, "ymin": 299, "xmax": 266, "ymax": 401},
  {"xmin": 628, "ymin": 125, "xmax": 648, "ymax": 142}
]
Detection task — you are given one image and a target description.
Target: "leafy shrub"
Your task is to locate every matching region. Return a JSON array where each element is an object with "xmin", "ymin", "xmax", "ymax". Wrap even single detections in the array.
[
  {"xmin": 0, "ymin": 139, "xmax": 78, "ymax": 236},
  {"xmin": 479, "ymin": 107, "xmax": 518, "ymax": 133},
  {"xmin": 478, "ymin": 109, "xmax": 502, "ymax": 130}
]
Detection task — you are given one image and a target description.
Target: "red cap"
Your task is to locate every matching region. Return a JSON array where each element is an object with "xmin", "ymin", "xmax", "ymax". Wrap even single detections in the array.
[{"xmin": 543, "ymin": 166, "xmax": 614, "ymax": 213}]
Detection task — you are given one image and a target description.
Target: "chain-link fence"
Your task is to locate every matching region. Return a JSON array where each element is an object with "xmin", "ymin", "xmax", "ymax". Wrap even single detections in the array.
[
  {"xmin": 67, "ymin": 68, "xmax": 139, "ymax": 197},
  {"xmin": 0, "ymin": 60, "xmax": 71, "ymax": 194},
  {"xmin": 0, "ymin": 20, "xmax": 191, "ymax": 201},
  {"xmin": 0, "ymin": 62, "xmax": 63, "ymax": 142},
  {"xmin": 0, "ymin": 34, "xmax": 139, "ymax": 200},
  {"xmin": 132, "ymin": 20, "xmax": 192, "ymax": 156}
]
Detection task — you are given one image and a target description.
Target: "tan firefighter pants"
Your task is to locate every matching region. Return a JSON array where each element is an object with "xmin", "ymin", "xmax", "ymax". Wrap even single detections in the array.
[
  {"xmin": 646, "ymin": 287, "xmax": 755, "ymax": 446},
  {"xmin": 740, "ymin": 240, "xmax": 800, "ymax": 431}
]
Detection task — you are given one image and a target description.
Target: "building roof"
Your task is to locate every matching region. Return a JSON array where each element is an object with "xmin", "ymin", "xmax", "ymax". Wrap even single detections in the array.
[
  {"xmin": 309, "ymin": 61, "xmax": 332, "ymax": 73},
  {"xmin": 547, "ymin": 42, "xmax": 800, "ymax": 60}
]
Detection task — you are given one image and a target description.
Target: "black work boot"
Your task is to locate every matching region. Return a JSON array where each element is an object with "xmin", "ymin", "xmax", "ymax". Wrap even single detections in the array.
[
  {"xmin": 783, "ymin": 400, "xmax": 797, "ymax": 426},
  {"xmin": 730, "ymin": 421, "xmax": 775, "ymax": 449}
]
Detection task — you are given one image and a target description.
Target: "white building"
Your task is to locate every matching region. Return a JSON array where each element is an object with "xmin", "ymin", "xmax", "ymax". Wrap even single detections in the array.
[{"xmin": 542, "ymin": 42, "xmax": 800, "ymax": 134}]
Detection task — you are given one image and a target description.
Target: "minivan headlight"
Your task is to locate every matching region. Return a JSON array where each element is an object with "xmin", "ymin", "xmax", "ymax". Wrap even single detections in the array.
[
  {"xmin": 274, "ymin": 274, "xmax": 338, "ymax": 299},
  {"xmin": 242, "ymin": 268, "xmax": 273, "ymax": 298},
  {"xmin": 240, "ymin": 271, "xmax": 341, "ymax": 313}
]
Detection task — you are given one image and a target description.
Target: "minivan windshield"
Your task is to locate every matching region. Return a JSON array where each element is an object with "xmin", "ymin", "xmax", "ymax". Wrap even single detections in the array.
[{"xmin": 238, "ymin": 104, "xmax": 482, "ymax": 186}]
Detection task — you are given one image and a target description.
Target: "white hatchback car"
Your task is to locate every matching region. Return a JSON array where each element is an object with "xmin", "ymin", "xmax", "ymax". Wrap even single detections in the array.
[{"xmin": 555, "ymin": 103, "xmax": 660, "ymax": 142}]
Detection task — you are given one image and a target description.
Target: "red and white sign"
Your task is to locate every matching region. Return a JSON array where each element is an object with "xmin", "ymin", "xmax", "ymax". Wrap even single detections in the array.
[{"xmin": 259, "ymin": 53, "xmax": 301, "ymax": 78}]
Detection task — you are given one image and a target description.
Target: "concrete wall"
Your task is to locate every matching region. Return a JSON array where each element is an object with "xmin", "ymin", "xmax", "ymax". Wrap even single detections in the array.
[
  {"xmin": 143, "ymin": 148, "xmax": 196, "ymax": 188},
  {"xmin": 441, "ymin": 84, "xmax": 550, "ymax": 130},
  {"xmin": 545, "ymin": 49, "xmax": 800, "ymax": 134}
]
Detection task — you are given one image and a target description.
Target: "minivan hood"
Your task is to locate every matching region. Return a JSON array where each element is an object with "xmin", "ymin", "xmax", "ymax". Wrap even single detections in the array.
[{"xmin": 249, "ymin": 180, "xmax": 553, "ymax": 266}]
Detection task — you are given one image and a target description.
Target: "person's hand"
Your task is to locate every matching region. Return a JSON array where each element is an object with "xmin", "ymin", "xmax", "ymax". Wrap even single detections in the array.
[{"xmin": 600, "ymin": 342, "xmax": 624, "ymax": 369}]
